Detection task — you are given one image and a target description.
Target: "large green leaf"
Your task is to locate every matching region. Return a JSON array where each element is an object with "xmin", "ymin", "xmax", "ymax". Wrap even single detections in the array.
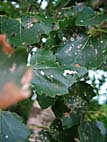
[
  {"xmin": 0, "ymin": 111, "xmax": 30, "ymax": 142},
  {"xmin": 79, "ymin": 121, "xmax": 104, "ymax": 142},
  {"xmin": 55, "ymin": 34, "xmax": 107, "ymax": 68},
  {"xmin": 31, "ymin": 49, "xmax": 87, "ymax": 97},
  {"xmin": 76, "ymin": 7, "xmax": 107, "ymax": 26},
  {"xmin": 0, "ymin": 15, "xmax": 53, "ymax": 46}
]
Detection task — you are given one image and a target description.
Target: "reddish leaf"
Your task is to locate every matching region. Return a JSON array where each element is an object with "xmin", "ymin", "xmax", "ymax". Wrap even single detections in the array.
[
  {"xmin": 0, "ymin": 68, "xmax": 33, "ymax": 109},
  {"xmin": 0, "ymin": 34, "xmax": 14, "ymax": 55}
]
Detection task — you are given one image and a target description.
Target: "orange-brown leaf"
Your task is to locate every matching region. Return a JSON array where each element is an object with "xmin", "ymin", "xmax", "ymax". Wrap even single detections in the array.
[{"xmin": 0, "ymin": 34, "xmax": 14, "ymax": 55}]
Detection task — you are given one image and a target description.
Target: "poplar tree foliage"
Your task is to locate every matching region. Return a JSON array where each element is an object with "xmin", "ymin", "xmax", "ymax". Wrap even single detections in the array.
[{"xmin": 0, "ymin": 0, "xmax": 107, "ymax": 141}]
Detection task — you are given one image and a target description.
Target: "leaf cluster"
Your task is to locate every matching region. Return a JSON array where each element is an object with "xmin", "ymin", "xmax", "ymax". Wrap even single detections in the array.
[{"xmin": 0, "ymin": 0, "xmax": 107, "ymax": 142}]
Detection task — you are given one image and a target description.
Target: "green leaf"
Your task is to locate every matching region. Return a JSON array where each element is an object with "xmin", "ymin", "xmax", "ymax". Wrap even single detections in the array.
[
  {"xmin": 37, "ymin": 94, "xmax": 56, "ymax": 109},
  {"xmin": 49, "ymin": 119, "xmax": 63, "ymax": 142},
  {"xmin": 59, "ymin": 6, "xmax": 80, "ymax": 29},
  {"xmin": 79, "ymin": 121, "xmax": 104, "ymax": 142},
  {"xmin": 61, "ymin": 94, "xmax": 86, "ymax": 129},
  {"xmin": 0, "ymin": 111, "xmax": 30, "ymax": 142},
  {"xmin": 37, "ymin": 119, "xmax": 79, "ymax": 142},
  {"xmin": 9, "ymin": 98, "xmax": 34, "ymax": 123},
  {"xmin": 88, "ymin": 102, "xmax": 107, "ymax": 129},
  {"xmin": 52, "ymin": 82, "xmax": 94, "ymax": 129},
  {"xmin": 0, "ymin": 15, "xmax": 53, "ymax": 46},
  {"xmin": 54, "ymin": 0, "xmax": 71, "ymax": 8},
  {"xmin": 76, "ymin": 7, "xmax": 107, "ymax": 26},
  {"xmin": 45, "ymin": 30, "xmax": 60, "ymax": 49},
  {"xmin": 61, "ymin": 82, "xmax": 95, "ymax": 129},
  {"xmin": 55, "ymin": 34, "xmax": 107, "ymax": 68},
  {"xmin": 68, "ymin": 81, "xmax": 96, "ymax": 102},
  {"xmin": 62, "ymin": 109, "xmax": 82, "ymax": 129},
  {"xmin": 52, "ymin": 96, "xmax": 69, "ymax": 118},
  {"xmin": 37, "ymin": 130, "xmax": 52, "ymax": 142},
  {"xmin": 31, "ymin": 49, "xmax": 87, "ymax": 97},
  {"xmin": 0, "ymin": 1, "xmax": 19, "ymax": 17},
  {"xmin": 59, "ymin": 17, "xmax": 75, "ymax": 29},
  {"xmin": 60, "ymin": 5, "xmax": 79, "ymax": 17}
]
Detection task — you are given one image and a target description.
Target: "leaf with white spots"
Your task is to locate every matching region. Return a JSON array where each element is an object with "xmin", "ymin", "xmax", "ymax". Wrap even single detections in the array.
[
  {"xmin": 55, "ymin": 34, "xmax": 107, "ymax": 68},
  {"xmin": 76, "ymin": 7, "xmax": 107, "ymax": 26},
  {"xmin": 52, "ymin": 82, "xmax": 96, "ymax": 129},
  {"xmin": 0, "ymin": 15, "xmax": 53, "ymax": 46},
  {"xmin": 31, "ymin": 49, "xmax": 87, "ymax": 97}
]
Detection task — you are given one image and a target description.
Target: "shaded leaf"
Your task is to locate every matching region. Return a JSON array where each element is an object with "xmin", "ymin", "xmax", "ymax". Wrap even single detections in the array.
[
  {"xmin": 52, "ymin": 81, "xmax": 94, "ymax": 129},
  {"xmin": 52, "ymin": 96, "xmax": 69, "ymax": 117},
  {"xmin": 37, "ymin": 94, "xmax": 56, "ymax": 109},
  {"xmin": 37, "ymin": 130, "xmax": 52, "ymax": 142},
  {"xmin": 37, "ymin": 119, "xmax": 79, "ymax": 142},
  {"xmin": 45, "ymin": 30, "xmax": 60, "ymax": 49},
  {"xmin": 79, "ymin": 121, "xmax": 104, "ymax": 142},
  {"xmin": 62, "ymin": 108, "xmax": 83, "ymax": 129},
  {"xmin": 68, "ymin": 81, "xmax": 96, "ymax": 102}
]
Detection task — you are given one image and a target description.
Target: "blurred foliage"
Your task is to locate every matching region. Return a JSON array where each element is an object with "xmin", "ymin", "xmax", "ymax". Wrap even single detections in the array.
[{"xmin": 1, "ymin": 0, "xmax": 107, "ymax": 141}]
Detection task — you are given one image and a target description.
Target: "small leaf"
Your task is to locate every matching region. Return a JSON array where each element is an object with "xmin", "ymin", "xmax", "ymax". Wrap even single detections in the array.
[
  {"xmin": 62, "ymin": 109, "xmax": 82, "ymax": 129},
  {"xmin": 37, "ymin": 94, "xmax": 56, "ymax": 109}
]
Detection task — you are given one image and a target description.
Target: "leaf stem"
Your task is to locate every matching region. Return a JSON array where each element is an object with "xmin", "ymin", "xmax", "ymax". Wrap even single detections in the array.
[
  {"xmin": 95, "ymin": 29, "xmax": 107, "ymax": 34},
  {"xmin": 29, "ymin": 125, "xmax": 49, "ymax": 130},
  {"xmin": 81, "ymin": 36, "xmax": 90, "ymax": 49}
]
